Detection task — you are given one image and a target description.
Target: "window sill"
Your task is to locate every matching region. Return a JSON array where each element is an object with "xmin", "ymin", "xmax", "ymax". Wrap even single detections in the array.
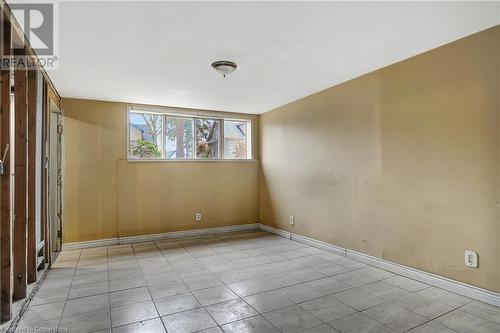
[{"xmin": 126, "ymin": 158, "xmax": 258, "ymax": 163}]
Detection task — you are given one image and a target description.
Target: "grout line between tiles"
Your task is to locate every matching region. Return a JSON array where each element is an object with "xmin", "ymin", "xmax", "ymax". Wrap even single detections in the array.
[
  {"xmin": 26, "ymin": 231, "xmax": 498, "ymax": 333},
  {"xmin": 57, "ymin": 249, "xmax": 82, "ymax": 332},
  {"xmin": 106, "ymin": 246, "xmax": 112, "ymax": 331},
  {"xmin": 175, "ymin": 238, "xmax": 226, "ymax": 332},
  {"xmin": 129, "ymin": 241, "xmax": 164, "ymax": 332}
]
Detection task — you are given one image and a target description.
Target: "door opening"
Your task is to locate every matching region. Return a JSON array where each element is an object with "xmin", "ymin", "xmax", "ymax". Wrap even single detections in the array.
[{"xmin": 48, "ymin": 101, "xmax": 63, "ymax": 258}]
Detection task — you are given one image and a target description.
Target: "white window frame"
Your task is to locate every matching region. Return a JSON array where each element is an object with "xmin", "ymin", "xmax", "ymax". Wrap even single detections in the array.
[
  {"xmin": 127, "ymin": 106, "xmax": 254, "ymax": 162},
  {"xmin": 222, "ymin": 118, "xmax": 252, "ymax": 160}
]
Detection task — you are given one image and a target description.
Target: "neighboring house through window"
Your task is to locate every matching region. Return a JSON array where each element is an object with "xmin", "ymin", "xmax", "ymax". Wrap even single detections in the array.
[{"xmin": 128, "ymin": 108, "xmax": 252, "ymax": 160}]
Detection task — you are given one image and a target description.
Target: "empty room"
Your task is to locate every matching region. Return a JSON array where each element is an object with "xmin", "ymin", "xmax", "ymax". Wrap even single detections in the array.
[{"xmin": 0, "ymin": 1, "xmax": 498, "ymax": 332}]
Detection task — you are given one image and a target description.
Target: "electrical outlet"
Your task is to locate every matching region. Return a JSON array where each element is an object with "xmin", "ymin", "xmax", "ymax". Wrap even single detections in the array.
[
  {"xmin": 464, "ymin": 250, "xmax": 478, "ymax": 268},
  {"xmin": 195, "ymin": 212, "xmax": 202, "ymax": 222},
  {"xmin": 289, "ymin": 216, "xmax": 294, "ymax": 225}
]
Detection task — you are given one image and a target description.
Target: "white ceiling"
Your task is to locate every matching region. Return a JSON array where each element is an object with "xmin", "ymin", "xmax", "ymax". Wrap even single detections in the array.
[{"xmin": 49, "ymin": 1, "xmax": 500, "ymax": 114}]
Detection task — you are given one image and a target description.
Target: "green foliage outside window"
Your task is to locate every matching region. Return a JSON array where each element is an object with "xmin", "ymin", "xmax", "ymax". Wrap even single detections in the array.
[{"xmin": 132, "ymin": 139, "xmax": 161, "ymax": 158}]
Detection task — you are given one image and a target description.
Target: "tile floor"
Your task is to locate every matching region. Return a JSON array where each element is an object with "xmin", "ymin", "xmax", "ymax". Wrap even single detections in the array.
[{"xmin": 17, "ymin": 230, "xmax": 500, "ymax": 333}]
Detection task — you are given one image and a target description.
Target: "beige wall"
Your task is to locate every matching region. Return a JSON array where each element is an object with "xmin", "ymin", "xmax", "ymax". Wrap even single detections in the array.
[
  {"xmin": 260, "ymin": 26, "xmax": 500, "ymax": 292},
  {"xmin": 62, "ymin": 26, "xmax": 498, "ymax": 291},
  {"xmin": 61, "ymin": 99, "xmax": 259, "ymax": 242}
]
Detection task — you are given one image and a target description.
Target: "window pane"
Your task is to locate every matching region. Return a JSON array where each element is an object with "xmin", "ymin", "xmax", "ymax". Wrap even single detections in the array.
[
  {"xmin": 195, "ymin": 119, "xmax": 220, "ymax": 159},
  {"xmin": 224, "ymin": 120, "xmax": 251, "ymax": 159},
  {"xmin": 129, "ymin": 112, "xmax": 163, "ymax": 158},
  {"xmin": 165, "ymin": 116, "xmax": 194, "ymax": 158}
]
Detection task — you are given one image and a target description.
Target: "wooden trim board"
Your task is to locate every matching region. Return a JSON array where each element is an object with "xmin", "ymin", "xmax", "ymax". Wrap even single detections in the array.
[
  {"xmin": 26, "ymin": 70, "xmax": 37, "ymax": 283},
  {"xmin": 0, "ymin": 9, "xmax": 12, "ymax": 322},
  {"xmin": 13, "ymin": 50, "xmax": 27, "ymax": 300}
]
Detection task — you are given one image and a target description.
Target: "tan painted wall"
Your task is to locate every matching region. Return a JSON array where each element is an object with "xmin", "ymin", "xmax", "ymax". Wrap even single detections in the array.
[
  {"xmin": 61, "ymin": 99, "xmax": 259, "ymax": 242},
  {"xmin": 260, "ymin": 26, "xmax": 500, "ymax": 291}
]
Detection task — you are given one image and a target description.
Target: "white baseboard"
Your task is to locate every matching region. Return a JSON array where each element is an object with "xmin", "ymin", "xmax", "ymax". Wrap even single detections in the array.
[
  {"xmin": 347, "ymin": 249, "xmax": 500, "ymax": 307},
  {"xmin": 119, "ymin": 223, "xmax": 259, "ymax": 244},
  {"xmin": 62, "ymin": 237, "xmax": 120, "ymax": 250},
  {"xmin": 62, "ymin": 223, "xmax": 259, "ymax": 251},
  {"xmin": 292, "ymin": 232, "xmax": 347, "ymax": 257},
  {"xmin": 61, "ymin": 222, "xmax": 499, "ymax": 307},
  {"xmin": 258, "ymin": 223, "xmax": 500, "ymax": 307},
  {"xmin": 259, "ymin": 223, "xmax": 292, "ymax": 239}
]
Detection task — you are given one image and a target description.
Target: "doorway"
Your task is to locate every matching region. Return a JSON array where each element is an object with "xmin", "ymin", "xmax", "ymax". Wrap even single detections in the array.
[{"xmin": 48, "ymin": 100, "xmax": 63, "ymax": 258}]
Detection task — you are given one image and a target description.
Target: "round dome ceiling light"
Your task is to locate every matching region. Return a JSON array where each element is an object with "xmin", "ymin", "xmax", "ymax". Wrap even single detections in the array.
[{"xmin": 211, "ymin": 61, "xmax": 237, "ymax": 78}]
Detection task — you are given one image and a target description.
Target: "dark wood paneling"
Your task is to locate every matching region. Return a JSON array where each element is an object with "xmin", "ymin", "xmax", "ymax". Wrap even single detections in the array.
[
  {"xmin": 27, "ymin": 69, "xmax": 36, "ymax": 283},
  {"xmin": 13, "ymin": 49, "xmax": 27, "ymax": 300},
  {"xmin": 0, "ymin": 10, "xmax": 12, "ymax": 322}
]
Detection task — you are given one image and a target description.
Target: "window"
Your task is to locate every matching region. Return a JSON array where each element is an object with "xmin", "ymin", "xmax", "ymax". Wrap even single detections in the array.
[
  {"xmin": 165, "ymin": 116, "xmax": 193, "ymax": 158},
  {"xmin": 196, "ymin": 118, "xmax": 220, "ymax": 159},
  {"xmin": 223, "ymin": 120, "xmax": 251, "ymax": 159},
  {"xmin": 128, "ymin": 108, "xmax": 252, "ymax": 160},
  {"xmin": 129, "ymin": 111, "xmax": 163, "ymax": 159}
]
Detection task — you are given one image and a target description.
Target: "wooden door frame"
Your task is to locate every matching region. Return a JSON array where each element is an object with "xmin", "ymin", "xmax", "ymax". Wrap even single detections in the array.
[
  {"xmin": 0, "ymin": 9, "xmax": 12, "ymax": 322},
  {"xmin": 43, "ymin": 82, "xmax": 51, "ymax": 266},
  {"xmin": 47, "ymin": 100, "xmax": 62, "ymax": 258},
  {"xmin": 27, "ymin": 69, "xmax": 37, "ymax": 283},
  {"xmin": 13, "ymin": 47, "xmax": 27, "ymax": 300}
]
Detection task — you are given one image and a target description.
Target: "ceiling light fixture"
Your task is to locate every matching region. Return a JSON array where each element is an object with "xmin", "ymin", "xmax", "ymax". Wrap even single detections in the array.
[{"xmin": 211, "ymin": 61, "xmax": 237, "ymax": 78}]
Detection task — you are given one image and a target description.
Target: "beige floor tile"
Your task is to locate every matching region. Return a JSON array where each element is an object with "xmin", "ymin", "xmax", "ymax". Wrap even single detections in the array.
[
  {"xmin": 181, "ymin": 272, "xmax": 223, "ymax": 291},
  {"xmin": 436, "ymin": 309, "xmax": 500, "ymax": 333},
  {"xmin": 63, "ymin": 294, "xmax": 109, "ymax": 317},
  {"xmin": 263, "ymin": 305, "xmax": 323, "ymax": 333},
  {"xmin": 72, "ymin": 271, "xmax": 109, "ymax": 286},
  {"xmin": 286, "ymin": 268, "xmax": 327, "ymax": 283},
  {"xmin": 358, "ymin": 281, "xmax": 410, "ymax": 301},
  {"xmin": 193, "ymin": 285, "xmax": 239, "ymax": 306},
  {"xmin": 328, "ymin": 312, "xmax": 392, "ymax": 333},
  {"xmin": 363, "ymin": 302, "xmax": 427, "ymax": 332},
  {"xmin": 110, "ymin": 286, "xmax": 152, "ymax": 308},
  {"xmin": 20, "ymin": 232, "xmax": 497, "ymax": 333},
  {"xmin": 299, "ymin": 295, "xmax": 356, "ymax": 322},
  {"xmin": 306, "ymin": 277, "xmax": 352, "ymax": 295},
  {"xmin": 408, "ymin": 321, "xmax": 457, "ymax": 333},
  {"xmin": 68, "ymin": 281, "xmax": 109, "ymax": 299},
  {"xmin": 460, "ymin": 300, "xmax": 500, "ymax": 324},
  {"xmin": 31, "ymin": 286, "xmax": 70, "ymax": 305},
  {"xmin": 112, "ymin": 318, "xmax": 166, "ymax": 333},
  {"xmin": 148, "ymin": 280, "xmax": 189, "ymax": 299},
  {"xmin": 303, "ymin": 324, "xmax": 340, "ymax": 333},
  {"xmin": 162, "ymin": 308, "xmax": 217, "ymax": 333},
  {"xmin": 59, "ymin": 310, "xmax": 111, "ymax": 333},
  {"xmin": 244, "ymin": 290, "xmax": 294, "ymax": 313},
  {"xmin": 276, "ymin": 283, "xmax": 325, "ymax": 304},
  {"xmin": 109, "ymin": 277, "xmax": 146, "ymax": 292},
  {"xmin": 21, "ymin": 301, "xmax": 65, "ymax": 324},
  {"xmin": 334, "ymin": 288, "xmax": 385, "ymax": 311},
  {"xmin": 311, "ymin": 263, "xmax": 349, "ymax": 277},
  {"xmin": 154, "ymin": 292, "xmax": 201, "ymax": 316},
  {"xmin": 110, "ymin": 300, "xmax": 159, "ymax": 327},
  {"xmin": 205, "ymin": 299, "xmax": 258, "ymax": 325},
  {"xmin": 417, "ymin": 287, "xmax": 471, "ymax": 307},
  {"xmin": 18, "ymin": 318, "xmax": 60, "ymax": 331},
  {"xmin": 221, "ymin": 315, "xmax": 279, "ymax": 333},
  {"xmin": 384, "ymin": 276, "xmax": 429, "ymax": 292}
]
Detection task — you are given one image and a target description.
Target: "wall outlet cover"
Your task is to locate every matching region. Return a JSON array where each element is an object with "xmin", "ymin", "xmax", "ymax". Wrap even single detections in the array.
[{"xmin": 464, "ymin": 250, "xmax": 478, "ymax": 268}]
